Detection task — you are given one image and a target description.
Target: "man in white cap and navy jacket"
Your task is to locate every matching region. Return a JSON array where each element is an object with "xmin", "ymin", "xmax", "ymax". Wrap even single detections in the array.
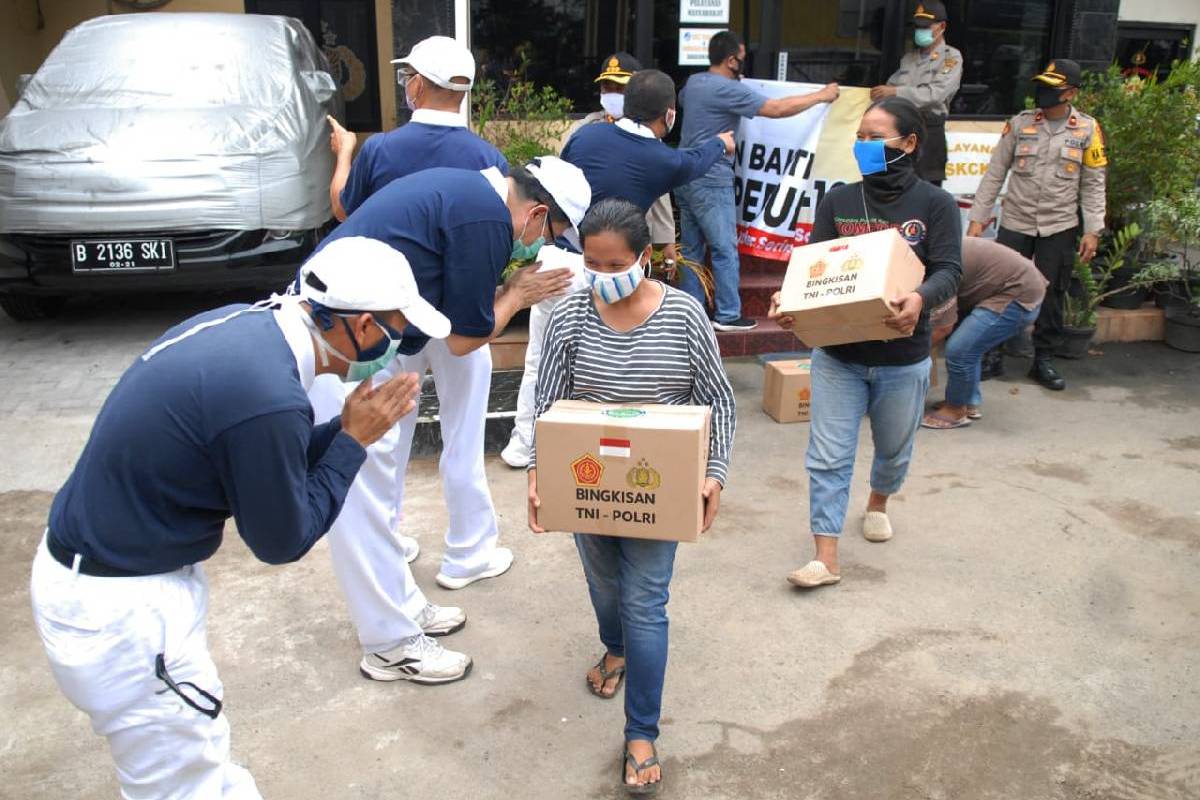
[
  {"xmin": 324, "ymin": 35, "xmax": 520, "ymax": 609},
  {"xmin": 306, "ymin": 155, "xmax": 590, "ymax": 684},
  {"xmin": 30, "ymin": 237, "xmax": 440, "ymax": 799}
]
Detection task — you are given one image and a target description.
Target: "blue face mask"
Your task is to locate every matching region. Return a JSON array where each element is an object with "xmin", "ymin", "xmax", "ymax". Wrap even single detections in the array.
[
  {"xmin": 914, "ymin": 28, "xmax": 935, "ymax": 48},
  {"xmin": 511, "ymin": 208, "xmax": 547, "ymax": 261},
  {"xmin": 853, "ymin": 136, "xmax": 906, "ymax": 176},
  {"xmin": 309, "ymin": 313, "xmax": 404, "ymax": 383},
  {"xmin": 584, "ymin": 257, "xmax": 645, "ymax": 304}
]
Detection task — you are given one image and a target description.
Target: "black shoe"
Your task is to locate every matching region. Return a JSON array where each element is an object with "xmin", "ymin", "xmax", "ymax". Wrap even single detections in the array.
[
  {"xmin": 1029, "ymin": 358, "xmax": 1066, "ymax": 391},
  {"xmin": 712, "ymin": 317, "xmax": 758, "ymax": 332},
  {"xmin": 979, "ymin": 349, "xmax": 1005, "ymax": 381}
]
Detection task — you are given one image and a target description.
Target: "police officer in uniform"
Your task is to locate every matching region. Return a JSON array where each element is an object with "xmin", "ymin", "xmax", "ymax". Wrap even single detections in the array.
[
  {"xmin": 871, "ymin": 1, "xmax": 962, "ymax": 185},
  {"xmin": 967, "ymin": 59, "xmax": 1107, "ymax": 391}
]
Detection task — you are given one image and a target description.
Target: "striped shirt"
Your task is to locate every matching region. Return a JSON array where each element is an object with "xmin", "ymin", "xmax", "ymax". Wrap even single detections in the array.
[{"xmin": 531, "ymin": 284, "xmax": 737, "ymax": 484}]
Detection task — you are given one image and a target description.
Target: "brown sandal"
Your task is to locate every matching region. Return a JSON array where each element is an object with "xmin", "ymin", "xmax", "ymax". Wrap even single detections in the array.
[{"xmin": 587, "ymin": 653, "xmax": 625, "ymax": 699}]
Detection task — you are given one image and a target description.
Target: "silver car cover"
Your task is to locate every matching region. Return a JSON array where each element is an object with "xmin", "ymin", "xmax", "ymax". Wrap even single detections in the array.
[{"xmin": 0, "ymin": 13, "xmax": 338, "ymax": 234}]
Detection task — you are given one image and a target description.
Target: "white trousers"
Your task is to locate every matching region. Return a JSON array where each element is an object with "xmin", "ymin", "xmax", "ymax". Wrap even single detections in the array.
[
  {"xmin": 388, "ymin": 339, "xmax": 498, "ymax": 577},
  {"xmin": 308, "ymin": 339, "xmax": 497, "ymax": 654},
  {"xmin": 30, "ymin": 537, "xmax": 261, "ymax": 800}
]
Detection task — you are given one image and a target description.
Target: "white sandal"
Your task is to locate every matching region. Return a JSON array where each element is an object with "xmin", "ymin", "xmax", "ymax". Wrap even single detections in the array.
[
  {"xmin": 787, "ymin": 560, "xmax": 841, "ymax": 587},
  {"xmin": 863, "ymin": 511, "xmax": 893, "ymax": 542}
]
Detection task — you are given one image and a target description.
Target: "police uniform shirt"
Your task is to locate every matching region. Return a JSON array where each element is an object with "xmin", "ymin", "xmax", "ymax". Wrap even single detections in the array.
[
  {"xmin": 318, "ymin": 167, "xmax": 514, "ymax": 353},
  {"xmin": 48, "ymin": 306, "xmax": 367, "ymax": 574},
  {"xmin": 561, "ymin": 118, "xmax": 725, "ymax": 212},
  {"xmin": 887, "ymin": 41, "xmax": 963, "ymax": 120},
  {"xmin": 970, "ymin": 105, "xmax": 1108, "ymax": 237},
  {"xmin": 340, "ymin": 109, "xmax": 510, "ymax": 217}
]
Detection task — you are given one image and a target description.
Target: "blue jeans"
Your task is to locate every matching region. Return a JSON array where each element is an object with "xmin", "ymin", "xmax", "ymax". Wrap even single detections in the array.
[
  {"xmin": 806, "ymin": 348, "xmax": 930, "ymax": 535},
  {"xmin": 676, "ymin": 177, "xmax": 742, "ymax": 323},
  {"xmin": 574, "ymin": 533, "xmax": 677, "ymax": 743},
  {"xmin": 944, "ymin": 301, "xmax": 1041, "ymax": 407}
]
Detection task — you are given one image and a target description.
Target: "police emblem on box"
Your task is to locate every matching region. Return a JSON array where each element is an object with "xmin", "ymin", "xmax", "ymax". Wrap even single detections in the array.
[{"xmin": 626, "ymin": 459, "xmax": 662, "ymax": 491}]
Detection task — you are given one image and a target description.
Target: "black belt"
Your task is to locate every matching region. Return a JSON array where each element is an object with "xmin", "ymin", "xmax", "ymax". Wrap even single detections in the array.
[{"xmin": 47, "ymin": 535, "xmax": 162, "ymax": 578}]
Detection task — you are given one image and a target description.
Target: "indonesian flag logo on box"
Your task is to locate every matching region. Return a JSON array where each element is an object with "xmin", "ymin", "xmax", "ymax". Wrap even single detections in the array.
[{"xmin": 599, "ymin": 438, "xmax": 632, "ymax": 458}]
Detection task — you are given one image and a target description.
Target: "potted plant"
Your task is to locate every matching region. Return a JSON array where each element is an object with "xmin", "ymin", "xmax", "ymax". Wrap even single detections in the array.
[
  {"xmin": 1140, "ymin": 191, "xmax": 1200, "ymax": 352},
  {"xmin": 1077, "ymin": 58, "xmax": 1200, "ymax": 303},
  {"xmin": 1061, "ymin": 222, "xmax": 1149, "ymax": 358}
]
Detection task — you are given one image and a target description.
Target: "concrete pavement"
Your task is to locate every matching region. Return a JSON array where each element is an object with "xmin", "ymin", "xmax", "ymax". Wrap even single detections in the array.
[{"xmin": 1, "ymin": 298, "xmax": 1198, "ymax": 799}]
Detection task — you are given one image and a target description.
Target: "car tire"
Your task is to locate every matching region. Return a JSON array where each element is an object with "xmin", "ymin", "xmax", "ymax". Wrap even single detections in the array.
[{"xmin": 0, "ymin": 294, "xmax": 68, "ymax": 322}]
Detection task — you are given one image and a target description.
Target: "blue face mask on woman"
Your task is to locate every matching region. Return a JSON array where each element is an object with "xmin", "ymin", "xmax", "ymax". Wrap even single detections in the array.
[
  {"xmin": 852, "ymin": 136, "xmax": 908, "ymax": 176},
  {"xmin": 584, "ymin": 256, "xmax": 646, "ymax": 304}
]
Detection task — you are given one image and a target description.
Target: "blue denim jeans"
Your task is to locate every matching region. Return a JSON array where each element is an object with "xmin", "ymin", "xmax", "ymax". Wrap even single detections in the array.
[
  {"xmin": 806, "ymin": 348, "xmax": 930, "ymax": 535},
  {"xmin": 676, "ymin": 177, "xmax": 743, "ymax": 323},
  {"xmin": 944, "ymin": 301, "xmax": 1041, "ymax": 407},
  {"xmin": 574, "ymin": 533, "xmax": 677, "ymax": 743}
]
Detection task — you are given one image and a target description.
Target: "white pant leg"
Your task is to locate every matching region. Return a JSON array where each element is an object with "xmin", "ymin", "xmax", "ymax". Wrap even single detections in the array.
[
  {"xmin": 411, "ymin": 340, "xmax": 499, "ymax": 577},
  {"xmin": 309, "ymin": 375, "xmax": 425, "ymax": 653},
  {"xmin": 508, "ymin": 298, "xmax": 556, "ymax": 453},
  {"xmin": 30, "ymin": 539, "xmax": 260, "ymax": 800}
]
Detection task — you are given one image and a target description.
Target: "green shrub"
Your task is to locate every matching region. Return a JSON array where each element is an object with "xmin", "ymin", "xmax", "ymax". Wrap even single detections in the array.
[
  {"xmin": 1076, "ymin": 58, "xmax": 1200, "ymax": 230},
  {"xmin": 472, "ymin": 46, "xmax": 573, "ymax": 166}
]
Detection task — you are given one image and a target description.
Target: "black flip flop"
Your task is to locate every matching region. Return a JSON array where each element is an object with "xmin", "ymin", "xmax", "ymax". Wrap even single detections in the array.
[
  {"xmin": 587, "ymin": 653, "xmax": 625, "ymax": 699},
  {"xmin": 622, "ymin": 744, "xmax": 662, "ymax": 795}
]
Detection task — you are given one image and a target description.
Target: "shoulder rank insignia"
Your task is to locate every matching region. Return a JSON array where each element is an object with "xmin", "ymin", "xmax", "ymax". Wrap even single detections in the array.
[
  {"xmin": 1083, "ymin": 122, "xmax": 1108, "ymax": 168},
  {"xmin": 943, "ymin": 57, "xmax": 958, "ymax": 69}
]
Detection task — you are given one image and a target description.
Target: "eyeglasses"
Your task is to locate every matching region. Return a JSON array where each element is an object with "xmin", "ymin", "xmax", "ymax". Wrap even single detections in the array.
[{"xmin": 155, "ymin": 653, "xmax": 222, "ymax": 720}]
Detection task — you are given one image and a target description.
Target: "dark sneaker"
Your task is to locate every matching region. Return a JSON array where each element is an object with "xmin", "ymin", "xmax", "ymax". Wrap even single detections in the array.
[
  {"xmin": 980, "ymin": 349, "xmax": 1005, "ymax": 381},
  {"xmin": 1029, "ymin": 358, "xmax": 1066, "ymax": 391},
  {"xmin": 712, "ymin": 317, "xmax": 759, "ymax": 332}
]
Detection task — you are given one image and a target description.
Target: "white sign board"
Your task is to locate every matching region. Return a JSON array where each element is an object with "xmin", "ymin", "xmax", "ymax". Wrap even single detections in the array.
[
  {"xmin": 678, "ymin": 28, "xmax": 718, "ymax": 66},
  {"xmin": 734, "ymin": 79, "xmax": 835, "ymax": 259},
  {"xmin": 943, "ymin": 131, "xmax": 1003, "ymax": 196},
  {"xmin": 680, "ymin": 0, "xmax": 730, "ymax": 24}
]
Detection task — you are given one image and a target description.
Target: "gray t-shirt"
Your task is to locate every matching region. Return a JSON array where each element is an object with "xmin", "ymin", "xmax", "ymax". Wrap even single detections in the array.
[{"xmin": 679, "ymin": 71, "xmax": 767, "ymax": 180}]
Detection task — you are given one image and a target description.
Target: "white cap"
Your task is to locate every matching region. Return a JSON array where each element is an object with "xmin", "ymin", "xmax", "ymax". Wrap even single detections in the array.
[
  {"xmin": 526, "ymin": 156, "xmax": 592, "ymax": 249},
  {"xmin": 299, "ymin": 237, "xmax": 451, "ymax": 339},
  {"xmin": 391, "ymin": 36, "xmax": 475, "ymax": 91}
]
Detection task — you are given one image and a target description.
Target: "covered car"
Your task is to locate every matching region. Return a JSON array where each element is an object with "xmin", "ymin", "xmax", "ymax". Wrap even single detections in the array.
[{"xmin": 0, "ymin": 13, "xmax": 340, "ymax": 320}]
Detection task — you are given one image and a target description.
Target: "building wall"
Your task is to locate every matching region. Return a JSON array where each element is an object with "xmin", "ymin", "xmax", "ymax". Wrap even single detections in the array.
[{"xmin": 1119, "ymin": 0, "xmax": 1200, "ymax": 32}]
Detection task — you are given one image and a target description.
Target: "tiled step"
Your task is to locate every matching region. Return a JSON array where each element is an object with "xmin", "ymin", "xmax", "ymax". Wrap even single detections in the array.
[
  {"xmin": 715, "ymin": 317, "xmax": 797, "ymax": 357},
  {"xmin": 738, "ymin": 273, "xmax": 784, "ymax": 319}
]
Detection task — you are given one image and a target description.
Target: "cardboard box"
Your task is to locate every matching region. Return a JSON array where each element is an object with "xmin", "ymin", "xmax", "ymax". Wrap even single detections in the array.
[
  {"xmin": 762, "ymin": 359, "xmax": 812, "ymax": 423},
  {"xmin": 534, "ymin": 400, "xmax": 710, "ymax": 542},
  {"xmin": 779, "ymin": 228, "xmax": 925, "ymax": 348}
]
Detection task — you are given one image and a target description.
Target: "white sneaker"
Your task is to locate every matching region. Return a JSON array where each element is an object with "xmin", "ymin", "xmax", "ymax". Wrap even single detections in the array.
[
  {"xmin": 863, "ymin": 511, "xmax": 894, "ymax": 542},
  {"xmin": 435, "ymin": 547, "xmax": 515, "ymax": 590},
  {"xmin": 500, "ymin": 438, "xmax": 530, "ymax": 469},
  {"xmin": 399, "ymin": 534, "xmax": 420, "ymax": 564},
  {"xmin": 360, "ymin": 634, "xmax": 472, "ymax": 684},
  {"xmin": 416, "ymin": 602, "xmax": 466, "ymax": 637}
]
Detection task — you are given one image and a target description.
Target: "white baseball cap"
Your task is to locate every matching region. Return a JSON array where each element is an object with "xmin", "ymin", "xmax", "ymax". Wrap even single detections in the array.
[
  {"xmin": 299, "ymin": 237, "xmax": 451, "ymax": 339},
  {"xmin": 391, "ymin": 36, "xmax": 475, "ymax": 91},
  {"xmin": 526, "ymin": 156, "xmax": 592, "ymax": 249}
]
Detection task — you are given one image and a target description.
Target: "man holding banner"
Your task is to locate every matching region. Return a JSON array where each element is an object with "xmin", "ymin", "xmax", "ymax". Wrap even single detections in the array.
[
  {"xmin": 871, "ymin": 1, "xmax": 962, "ymax": 186},
  {"xmin": 676, "ymin": 30, "xmax": 839, "ymax": 332}
]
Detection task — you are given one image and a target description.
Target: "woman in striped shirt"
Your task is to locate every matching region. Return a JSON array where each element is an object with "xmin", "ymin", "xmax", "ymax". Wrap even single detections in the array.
[{"xmin": 527, "ymin": 198, "xmax": 736, "ymax": 795}]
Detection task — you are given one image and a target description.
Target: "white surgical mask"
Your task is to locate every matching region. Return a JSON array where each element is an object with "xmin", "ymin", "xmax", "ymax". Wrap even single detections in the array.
[
  {"xmin": 584, "ymin": 257, "xmax": 645, "ymax": 304},
  {"xmin": 599, "ymin": 92, "xmax": 625, "ymax": 119}
]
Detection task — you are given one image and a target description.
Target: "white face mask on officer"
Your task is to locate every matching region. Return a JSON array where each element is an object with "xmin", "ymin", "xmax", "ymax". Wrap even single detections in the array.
[
  {"xmin": 599, "ymin": 92, "xmax": 625, "ymax": 119},
  {"xmin": 583, "ymin": 256, "xmax": 646, "ymax": 304}
]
